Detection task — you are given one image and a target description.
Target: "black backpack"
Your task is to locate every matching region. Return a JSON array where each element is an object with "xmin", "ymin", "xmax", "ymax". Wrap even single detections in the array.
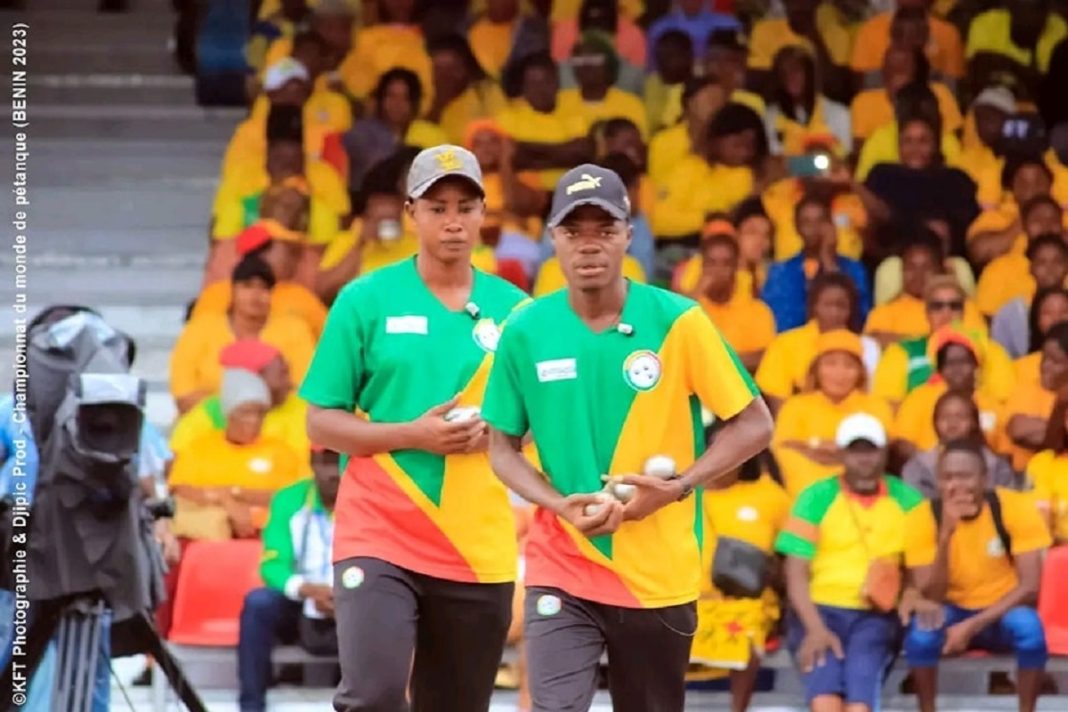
[{"xmin": 931, "ymin": 491, "xmax": 1013, "ymax": 559}]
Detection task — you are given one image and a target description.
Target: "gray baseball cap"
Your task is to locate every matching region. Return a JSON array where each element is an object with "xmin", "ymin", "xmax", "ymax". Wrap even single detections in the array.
[
  {"xmin": 406, "ymin": 145, "xmax": 484, "ymax": 199},
  {"xmin": 547, "ymin": 163, "xmax": 630, "ymax": 228}
]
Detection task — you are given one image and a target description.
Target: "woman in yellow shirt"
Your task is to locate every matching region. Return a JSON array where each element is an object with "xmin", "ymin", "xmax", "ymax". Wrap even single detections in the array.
[
  {"xmin": 1027, "ymin": 405, "xmax": 1068, "ymax": 543},
  {"xmin": 170, "ymin": 255, "xmax": 316, "ymax": 413},
  {"xmin": 764, "ymin": 47, "xmax": 852, "ymax": 157},
  {"xmin": 771, "ymin": 329, "xmax": 893, "ymax": 498},
  {"xmin": 1009, "ymin": 287, "xmax": 1068, "ymax": 387}
]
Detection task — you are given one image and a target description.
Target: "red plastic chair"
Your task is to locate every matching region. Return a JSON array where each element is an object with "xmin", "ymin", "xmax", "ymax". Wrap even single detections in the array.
[
  {"xmin": 1038, "ymin": 545, "xmax": 1068, "ymax": 655},
  {"xmin": 168, "ymin": 539, "xmax": 264, "ymax": 646}
]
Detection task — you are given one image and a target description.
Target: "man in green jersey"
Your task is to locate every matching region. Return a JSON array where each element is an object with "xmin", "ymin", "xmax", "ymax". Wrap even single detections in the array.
[
  {"xmin": 482, "ymin": 163, "xmax": 774, "ymax": 711},
  {"xmin": 301, "ymin": 145, "xmax": 527, "ymax": 711}
]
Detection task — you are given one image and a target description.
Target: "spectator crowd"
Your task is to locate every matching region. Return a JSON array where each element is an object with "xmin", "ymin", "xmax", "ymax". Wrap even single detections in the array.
[{"xmin": 146, "ymin": 0, "xmax": 1068, "ymax": 710}]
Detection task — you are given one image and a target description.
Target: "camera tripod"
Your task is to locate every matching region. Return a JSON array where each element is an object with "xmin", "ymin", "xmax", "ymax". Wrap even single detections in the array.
[{"xmin": 0, "ymin": 595, "xmax": 207, "ymax": 712}]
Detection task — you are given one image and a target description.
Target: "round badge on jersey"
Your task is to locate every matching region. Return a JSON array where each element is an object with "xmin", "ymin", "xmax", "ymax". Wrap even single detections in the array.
[
  {"xmin": 536, "ymin": 594, "xmax": 562, "ymax": 617},
  {"xmin": 622, "ymin": 350, "xmax": 662, "ymax": 392},
  {"xmin": 472, "ymin": 318, "xmax": 502, "ymax": 353},
  {"xmin": 987, "ymin": 537, "xmax": 1005, "ymax": 558},
  {"xmin": 341, "ymin": 565, "xmax": 365, "ymax": 589},
  {"xmin": 737, "ymin": 506, "xmax": 759, "ymax": 523},
  {"xmin": 248, "ymin": 457, "xmax": 272, "ymax": 474}
]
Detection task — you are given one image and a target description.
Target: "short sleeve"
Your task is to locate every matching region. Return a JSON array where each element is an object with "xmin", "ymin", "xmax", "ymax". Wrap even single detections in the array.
[
  {"xmin": 755, "ymin": 333, "xmax": 795, "ymax": 400},
  {"xmin": 903, "ymin": 500, "xmax": 938, "ymax": 568},
  {"xmin": 680, "ymin": 307, "xmax": 759, "ymax": 421},
  {"xmin": 1001, "ymin": 489, "xmax": 1053, "ymax": 554},
  {"xmin": 481, "ymin": 323, "xmax": 530, "ymax": 437},
  {"xmin": 774, "ymin": 481, "xmax": 834, "ymax": 559},
  {"xmin": 1027, "ymin": 450, "xmax": 1055, "ymax": 503},
  {"xmin": 298, "ymin": 282, "xmax": 367, "ymax": 410},
  {"xmin": 872, "ymin": 342, "xmax": 908, "ymax": 403}
]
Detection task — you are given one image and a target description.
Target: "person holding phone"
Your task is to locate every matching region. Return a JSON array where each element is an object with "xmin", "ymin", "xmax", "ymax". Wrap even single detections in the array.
[{"xmin": 302, "ymin": 145, "xmax": 529, "ymax": 712}]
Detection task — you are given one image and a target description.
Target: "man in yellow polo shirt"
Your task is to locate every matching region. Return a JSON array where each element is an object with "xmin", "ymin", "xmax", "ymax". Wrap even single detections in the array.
[{"xmin": 904, "ymin": 440, "xmax": 1050, "ymax": 712}]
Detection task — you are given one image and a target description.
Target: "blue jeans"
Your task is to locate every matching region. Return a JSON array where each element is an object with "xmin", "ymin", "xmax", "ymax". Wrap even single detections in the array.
[
  {"xmin": 904, "ymin": 604, "xmax": 1048, "ymax": 670},
  {"xmin": 237, "ymin": 588, "xmax": 301, "ymax": 712}
]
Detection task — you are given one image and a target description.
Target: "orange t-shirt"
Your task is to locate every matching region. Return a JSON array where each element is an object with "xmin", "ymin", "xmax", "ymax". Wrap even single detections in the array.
[{"xmin": 850, "ymin": 12, "xmax": 965, "ymax": 78}]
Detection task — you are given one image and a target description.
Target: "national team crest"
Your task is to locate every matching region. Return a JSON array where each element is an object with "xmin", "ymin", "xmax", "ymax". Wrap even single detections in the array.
[
  {"xmin": 472, "ymin": 318, "xmax": 501, "ymax": 353},
  {"xmin": 622, "ymin": 350, "xmax": 662, "ymax": 392}
]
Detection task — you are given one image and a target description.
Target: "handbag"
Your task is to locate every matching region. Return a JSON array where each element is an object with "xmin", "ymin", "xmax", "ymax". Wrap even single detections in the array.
[
  {"xmin": 845, "ymin": 498, "xmax": 901, "ymax": 613},
  {"xmin": 711, "ymin": 536, "xmax": 770, "ymax": 599}
]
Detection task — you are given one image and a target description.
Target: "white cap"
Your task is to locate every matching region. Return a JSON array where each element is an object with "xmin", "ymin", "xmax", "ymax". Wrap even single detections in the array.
[
  {"xmin": 972, "ymin": 86, "xmax": 1016, "ymax": 115},
  {"xmin": 263, "ymin": 58, "xmax": 310, "ymax": 93},
  {"xmin": 220, "ymin": 368, "xmax": 271, "ymax": 417},
  {"xmin": 835, "ymin": 413, "xmax": 887, "ymax": 449}
]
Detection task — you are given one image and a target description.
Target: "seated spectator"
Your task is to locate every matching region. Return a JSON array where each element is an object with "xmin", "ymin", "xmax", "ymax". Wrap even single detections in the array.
[
  {"xmin": 170, "ymin": 340, "xmax": 310, "ymax": 470},
  {"xmin": 689, "ymin": 230, "xmax": 776, "ymax": 372},
  {"xmin": 871, "ymin": 216, "xmax": 978, "ymax": 306},
  {"xmin": 904, "ymin": 440, "xmax": 1050, "ymax": 712},
  {"xmin": 317, "ymin": 149, "xmax": 420, "ymax": 304},
  {"xmin": 342, "ymin": 68, "xmax": 448, "ymax": 194},
  {"xmin": 777, "ymin": 414, "xmax": 923, "ymax": 710},
  {"xmin": 850, "ymin": 45, "xmax": 961, "ymax": 148},
  {"xmin": 903, "ymin": 390, "xmax": 1018, "ymax": 498},
  {"xmin": 850, "ymin": 1, "xmax": 964, "ymax": 85},
  {"xmin": 1005, "ymin": 322, "xmax": 1068, "ymax": 470},
  {"xmin": 966, "ymin": 0, "xmax": 1067, "ymax": 98},
  {"xmin": 644, "ymin": 29, "xmax": 695, "ymax": 135},
  {"xmin": 338, "ymin": 0, "xmax": 431, "ymax": 105},
  {"xmin": 764, "ymin": 47, "xmax": 851, "ymax": 157},
  {"xmin": 1028, "ymin": 402, "xmax": 1068, "ymax": 544},
  {"xmin": 1007, "ymin": 288, "xmax": 1068, "ymax": 385},
  {"xmin": 762, "ymin": 196, "xmax": 871, "ymax": 332},
  {"xmin": 855, "ymin": 81, "xmax": 962, "ymax": 181},
  {"xmin": 497, "ymin": 52, "xmax": 592, "ymax": 191},
  {"xmin": 467, "ymin": 0, "xmax": 544, "ymax": 81},
  {"xmin": 772, "ymin": 330, "xmax": 891, "ymax": 496},
  {"xmin": 648, "ymin": 76, "xmax": 727, "ymax": 190},
  {"xmin": 652, "ymin": 102, "xmax": 764, "ymax": 241},
  {"xmin": 646, "ymin": 0, "xmax": 740, "ymax": 72},
  {"xmin": 595, "ymin": 118, "xmax": 656, "ymax": 226},
  {"xmin": 703, "ymin": 29, "xmax": 766, "ymax": 116},
  {"xmin": 671, "ymin": 201, "xmax": 775, "ymax": 295},
  {"xmin": 992, "ymin": 238, "xmax": 1068, "ymax": 358},
  {"xmin": 194, "ymin": 210, "xmax": 327, "ymax": 340},
  {"xmin": 690, "ymin": 457, "xmax": 788, "ymax": 708},
  {"xmin": 551, "ymin": 0, "xmax": 646, "ymax": 72},
  {"xmin": 758, "ymin": 273, "xmax": 879, "ymax": 410},
  {"xmin": 866, "ymin": 233, "xmax": 986, "ymax": 347},
  {"xmin": 246, "ymin": 0, "xmax": 309, "ymax": 72},
  {"xmin": 968, "ymin": 156, "xmax": 1057, "ymax": 267},
  {"xmin": 977, "ymin": 199, "xmax": 1065, "ymax": 316},
  {"xmin": 873, "ymin": 276, "xmax": 1016, "ymax": 407},
  {"xmin": 238, "ymin": 448, "xmax": 340, "ymax": 712},
  {"xmin": 170, "ymin": 368, "xmax": 303, "ymax": 542},
  {"xmin": 956, "ymin": 86, "xmax": 1017, "ymax": 207},
  {"xmin": 559, "ymin": 33, "xmax": 648, "ymax": 138},
  {"xmin": 254, "ymin": 34, "xmax": 353, "ymax": 140},
  {"xmin": 260, "ymin": 1, "xmax": 356, "ymax": 93},
  {"xmin": 170, "ymin": 254, "xmax": 315, "ymax": 413},
  {"xmin": 747, "ymin": 0, "xmax": 853, "ymax": 102},
  {"xmin": 863, "ymin": 110, "xmax": 979, "ymax": 255},
  {"xmin": 426, "ymin": 34, "xmax": 507, "ymax": 146},
  {"xmin": 892, "ymin": 326, "xmax": 1008, "ymax": 461}
]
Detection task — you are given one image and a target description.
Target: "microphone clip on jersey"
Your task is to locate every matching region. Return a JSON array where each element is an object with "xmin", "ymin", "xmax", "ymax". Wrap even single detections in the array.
[
  {"xmin": 616, "ymin": 322, "xmax": 634, "ymax": 336},
  {"xmin": 465, "ymin": 302, "xmax": 481, "ymax": 320}
]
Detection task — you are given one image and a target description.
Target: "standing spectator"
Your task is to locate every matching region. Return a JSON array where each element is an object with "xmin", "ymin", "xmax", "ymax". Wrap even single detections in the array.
[
  {"xmin": 426, "ymin": 34, "xmax": 507, "ymax": 146},
  {"xmin": 966, "ymin": 0, "xmax": 1067, "ymax": 98},
  {"xmin": 903, "ymin": 390, "xmax": 1018, "ymax": 498},
  {"xmin": 762, "ymin": 196, "xmax": 871, "ymax": 333},
  {"xmin": 850, "ymin": 0, "xmax": 964, "ymax": 85},
  {"xmin": 765, "ymin": 47, "xmax": 852, "ymax": 157},
  {"xmin": 1027, "ymin": 403, "xmax": 1068, "ymax": 544},
  {"xmin": 558, "ymin": 33, "xmax": 649, "ymax": 137},
  {"xmin": 238, "ymin": 449, "xmax": 340, "ymax": 712},
  {"xmin": 771, "ymin": 331, "xmax": 892, "ymax": 497},
  {"xmin": 991, "ymin": 238, "xmax": 1068, "ymax": 359},
  {"xmin": 777, "ymin": 414, "xmax": 924, "ymax": 711},
  {"xmin": 976, "ymin": 198, "xmax": 1064, "ymax": 317},
  {"xmin": 904, "ymin": 440, "xmax": 1050, "ymax": 712},
  {"xmin": 644, "ymin": 30, "xmax": 695, "ymax": 135}
]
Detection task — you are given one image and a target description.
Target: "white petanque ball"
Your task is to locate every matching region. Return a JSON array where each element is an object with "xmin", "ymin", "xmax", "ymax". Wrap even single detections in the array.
[
  {"xmin": 643, "ymin": 455, "xmax": 676, "ymax": 479},
  {"xmin": 609, "ymin": 482, "xmax": 637, "ymax": 503},
  {"xmin": 444, "ymin": 406, "xmax": 481, "ymax": 423}
]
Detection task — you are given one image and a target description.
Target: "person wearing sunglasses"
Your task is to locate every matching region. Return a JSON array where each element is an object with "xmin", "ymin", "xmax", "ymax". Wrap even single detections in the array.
[{"xmin": 874, "ymin": 275, "xmax": 1016, "ymax": 409}]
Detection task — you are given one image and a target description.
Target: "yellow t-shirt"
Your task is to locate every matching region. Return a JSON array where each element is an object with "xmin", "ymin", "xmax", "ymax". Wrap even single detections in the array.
[
  {"xmin": 892, "ymin": 382, "xmax": 1006, "ymax": 453},
  {"xmin": 338, "ymin": 24, "xmax": 432, "ymax": 106},
  {"xmin": 319, "ymin": 220, "xmax": 421, "ymax": 274},
  {"xmin": 864, "ymin": 293, "xmax": 987, "ymax": 341},
  {"xmin": 1015, "ymin": 351, "xmax": 1042, "ymax": 388},
  {"xmin": 755, "ymin": 320, "xmax": 822, "ymax": 401},
  {"xmin": 170, "ymin": 429, "xmax": 303, "ymax": 492},
  {"xmin": 697, "ymin": 293, "xmax": 777, "ymax": 359},
  {"xmin": 468, "ymin": 17, "xmax": 515, "ymax": 79},
  {"xmin": 496, "ymin": 99, "xmax": 589, "ymax": 190},
  {"xmin": 675, "ymin": 256, "xmax": 757, "ymax": 297},
  {"xmin": 652, "ymin": 156, "xmax": 753, "ymax": 239},
  {"xmin": 762, "ymin": 178, "xmax": 866, "ymax": 260},
  {"xmin": 850, "ymin": 83, "xmax": 962, "ymax": 141},
  {"xmin": 747, "ymin": 14, "xmax": 853, "ymax": 70},
  {"xmin": 533, "ymin": 255, "xmax": 646, "ymax": 297},
  {"xmin": 192, "ymin": 281, "xmax": 328, "ymax": 340},
  {"xmin": 873, "ymin": 337, "xmax": 1016, "ymax": 405},
  {"xmin": 648, "ymin": 123, "xmax": 691, "ymax": 190},
  {"xmin": 250, "ymin": 88, "xmax": 353, "ymax": 136},
  {"xmin": 439, "ymin": 82, "xmax": 507, "ymax": 145},
  {"xmin": 855, "ymin": 121, "xmax": 962, "ymax": 180},
  {"xmin": 975, "ymin": 251, "xmax": 1034, "ymax": 317},
  {"xmin": 773, "ymin": 390, "xmax": 894, "ymax": 498},
  {"xmin": 1027, "ymin": 449, "xmax": 1068, "ymax": 541},
  {"xmin": 905, "ymin": 490, "xmax": 1051, "ymax": 609},
  {"xmin": 966, "ymin": 9, "xmax": 1068, "ymax": 73},
  {"xmin": 557, "ymin": 87, "xmax": 649, "ymax": 139},
  {"xmin": 169, "ymin": 312, "xmax": 316, "ymax": 402},
  {"xmin": 1004, "ymin": 382, "xmax": 1057, "ymax": 471},
  {"xmin": 851, "ymin": 11, "xmax": 965, "ymax": 78}
]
